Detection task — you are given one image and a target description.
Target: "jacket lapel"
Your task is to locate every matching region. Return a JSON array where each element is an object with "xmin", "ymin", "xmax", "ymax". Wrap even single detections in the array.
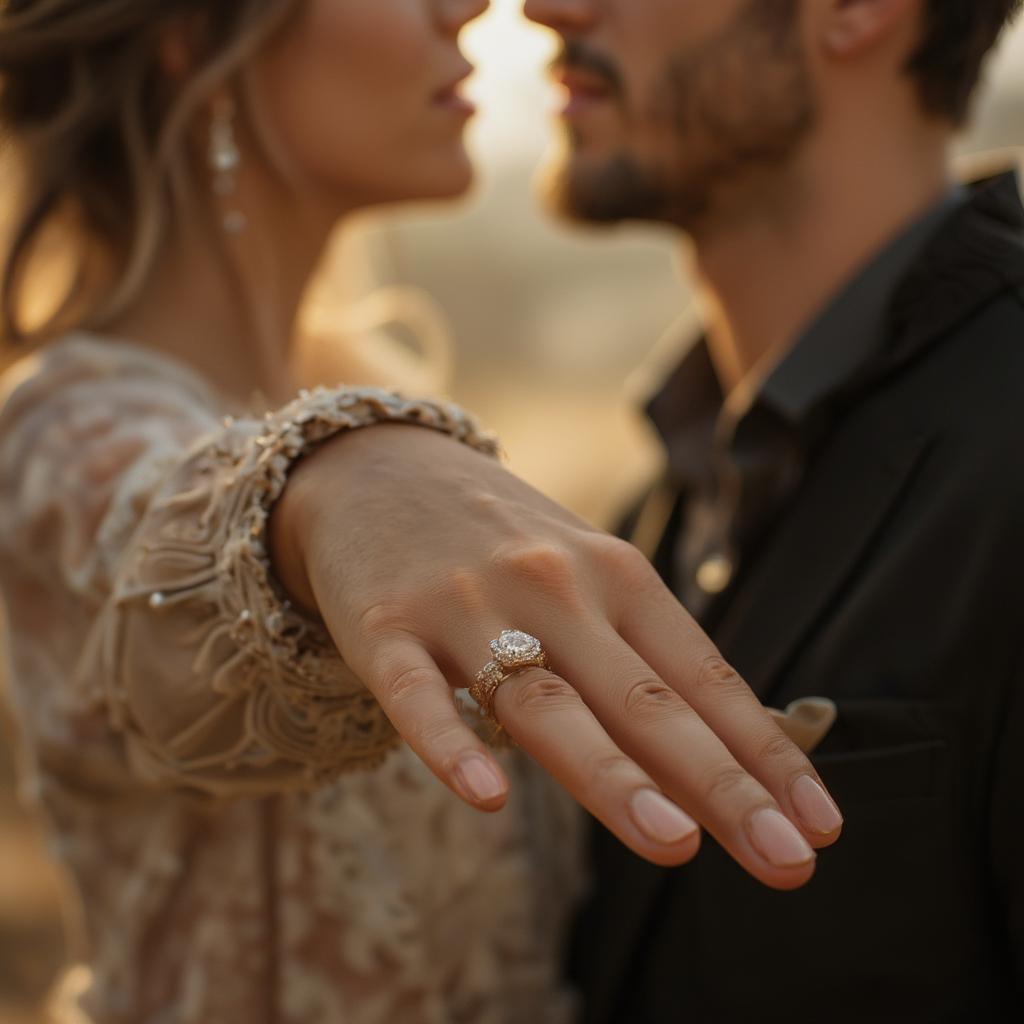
[
  {"xmin": 709, "ymin": 172, "xmax": 1024, "ymax": 702},
  {"xmin": 710, "ymin": 414, "xmax": 934, "ymax": 702},
  {"xmin": 888, "ymin": 171, "xmax": 1024, "ymax": 368}
]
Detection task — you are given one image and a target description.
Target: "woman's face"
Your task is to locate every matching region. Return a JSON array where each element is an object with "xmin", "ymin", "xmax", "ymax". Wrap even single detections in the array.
[{"xmin": 256, "ymin": 0, "xmax": 489, "ymax": 211}]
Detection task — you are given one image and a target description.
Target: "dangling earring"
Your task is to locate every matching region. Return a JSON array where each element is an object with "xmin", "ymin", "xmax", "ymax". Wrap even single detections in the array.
[{"xmin": 208, "ymin": 97, "xmax": 247, "ymax": 236}]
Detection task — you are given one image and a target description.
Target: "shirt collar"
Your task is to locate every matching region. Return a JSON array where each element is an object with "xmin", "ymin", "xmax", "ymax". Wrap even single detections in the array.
[
  {"xmin": 645, "ymin": 336, "xmax": 722, "ymax": 488},
  {"xmin": 648, "ymin": 185, "xmax": 970, "ymax": 481},
  {"xmin": 756, "ymin": 185, "xmax": 969, "ymax": 428}
]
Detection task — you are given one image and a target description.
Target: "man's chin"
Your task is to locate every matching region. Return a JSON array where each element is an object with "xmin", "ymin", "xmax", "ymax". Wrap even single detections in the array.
[{"xmin": 539, "ymin": 152, "xmax": 671, "ymax": 227}]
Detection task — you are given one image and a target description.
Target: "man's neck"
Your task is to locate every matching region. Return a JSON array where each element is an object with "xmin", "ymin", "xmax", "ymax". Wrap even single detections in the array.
[{"xmin": 689, "ymin": 124, "xmax": 953, "ymax": 396}]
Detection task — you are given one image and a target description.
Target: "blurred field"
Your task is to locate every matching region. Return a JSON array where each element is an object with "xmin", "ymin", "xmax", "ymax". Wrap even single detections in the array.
[{"xmin": 1, "ymin": 4, "xmax": 1023, "ymax": 1019}]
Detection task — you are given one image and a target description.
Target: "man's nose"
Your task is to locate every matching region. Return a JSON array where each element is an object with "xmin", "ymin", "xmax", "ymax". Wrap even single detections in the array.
[{"xmin": 522, "ymin": 0, "xmax": 596, "ymax": 33}]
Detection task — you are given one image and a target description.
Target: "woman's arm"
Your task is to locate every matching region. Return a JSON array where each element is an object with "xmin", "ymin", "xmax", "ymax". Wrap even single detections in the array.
[{"xmin": 0, "ymin": 340, "xmax": 841, "ymax": 888}]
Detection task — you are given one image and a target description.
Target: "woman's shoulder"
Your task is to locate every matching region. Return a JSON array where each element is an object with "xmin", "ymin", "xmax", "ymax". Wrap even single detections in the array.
[
  {"xmin": 0, "ymin": 332, "xmax": 225, "ymax": 504},
  {"xmin": 1, "ymin": 331, "xmax": 221, "ymax": 420}
]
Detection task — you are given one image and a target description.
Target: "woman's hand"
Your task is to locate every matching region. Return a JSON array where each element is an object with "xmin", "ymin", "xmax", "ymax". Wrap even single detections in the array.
[{"xmin": 270, "ymin": 423, "xmax": 843, "ymax": 890}]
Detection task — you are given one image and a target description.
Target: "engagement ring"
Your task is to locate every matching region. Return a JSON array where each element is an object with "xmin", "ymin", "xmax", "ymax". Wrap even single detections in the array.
[{"xmin": 470, "ymin": 629, "xmax": 550, "ymax": 724}]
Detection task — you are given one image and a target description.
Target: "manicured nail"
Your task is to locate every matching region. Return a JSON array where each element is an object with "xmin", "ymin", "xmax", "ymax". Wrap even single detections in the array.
[
  {"xmin": 790, "ymin": 775, "xmax": 844, "ymax": 835},
  {"xmin": 455, "ymin": 755, "xmax": 507, "ymax": 804},
  {"xmin": 748, "ymin": 808, "xmax": 816, "ymax": 868},
  {"xmin": 630, "ymin": 790, "xmax": 700, "ymax": 846}
]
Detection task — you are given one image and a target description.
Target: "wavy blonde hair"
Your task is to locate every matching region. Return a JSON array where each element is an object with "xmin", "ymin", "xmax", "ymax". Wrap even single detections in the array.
[{"xmin": 0, "ymin": 0, "xmax": 297, "ymax": 347}]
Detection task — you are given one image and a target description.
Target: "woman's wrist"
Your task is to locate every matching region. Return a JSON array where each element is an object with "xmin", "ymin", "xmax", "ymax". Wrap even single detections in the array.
[
  {"xmin": 268, "ymin": 455, "xmax": 320, "ymax": 616},
  {"xmin": 265, "ymin": 388, "xmax": 500, "ymax": 617}
]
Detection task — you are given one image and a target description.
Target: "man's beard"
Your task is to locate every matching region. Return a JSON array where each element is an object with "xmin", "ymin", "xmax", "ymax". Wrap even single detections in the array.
[
  {"xmin": 553, "ymin": 0, "xmax": 816, "ymax": 228},
  {"xmin": 555, "ymin": 146, "xmax": 670, "ymax": 224}
]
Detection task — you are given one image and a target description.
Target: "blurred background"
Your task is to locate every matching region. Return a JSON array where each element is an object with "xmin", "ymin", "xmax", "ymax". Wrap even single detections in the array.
[{"xmin": 1, "ymin": 2, "xmax": 1023, "ymax": 1020}]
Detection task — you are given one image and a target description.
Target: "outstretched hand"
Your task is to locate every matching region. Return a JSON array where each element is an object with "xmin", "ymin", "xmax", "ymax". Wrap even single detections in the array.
[{"xmin": 270, "ymin": 423, "xmax": 843, "ymax": 890}]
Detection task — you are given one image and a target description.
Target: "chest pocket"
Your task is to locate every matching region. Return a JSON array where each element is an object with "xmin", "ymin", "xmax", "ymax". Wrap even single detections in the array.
[{"xmin": 679, "ymin": 697, "xmax": 994, "ymax": 1022}]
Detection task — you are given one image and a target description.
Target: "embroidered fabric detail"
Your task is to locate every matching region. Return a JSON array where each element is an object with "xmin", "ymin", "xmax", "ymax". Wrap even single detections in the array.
[
  {"xmin": 107, "ymin": 384, "xmax": 501, "ymax": 789},
  {"xmin": 0, "ymin": 335, "xmax": 582, "ymax": 1024}
]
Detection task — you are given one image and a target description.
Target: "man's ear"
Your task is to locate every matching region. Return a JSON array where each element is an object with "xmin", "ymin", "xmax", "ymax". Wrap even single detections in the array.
[{"xmin": 818, "ymin": 0, "xmax": 919, "ymax": 60}]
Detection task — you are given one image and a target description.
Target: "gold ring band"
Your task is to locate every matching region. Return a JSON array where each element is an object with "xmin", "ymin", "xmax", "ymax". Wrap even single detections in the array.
[{"xmin": 469, "ymin": 629, "xmax": 550, "ymax": 725}]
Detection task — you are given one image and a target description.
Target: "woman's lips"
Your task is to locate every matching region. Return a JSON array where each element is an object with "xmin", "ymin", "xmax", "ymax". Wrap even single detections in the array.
[
  {"xmin": 433, "ymin": 68, "xmax": 477, "ymax": 117},
  {"xmin": 433, "ymin": 84, "xmax": 476, "ymax": 116}
]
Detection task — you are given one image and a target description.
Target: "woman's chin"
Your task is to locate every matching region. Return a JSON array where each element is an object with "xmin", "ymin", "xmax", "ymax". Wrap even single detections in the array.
[
  {"xmin": 409, "ymin": 150, "xmax": 477, "ymax": 201},
  {"xmin": 315, "ymin": 139, "xmax": 480, "ymax": 210}
]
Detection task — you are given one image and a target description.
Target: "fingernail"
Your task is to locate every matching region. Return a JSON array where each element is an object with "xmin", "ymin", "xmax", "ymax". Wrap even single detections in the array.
[
  {"xmin": 630, "ymin": 790, "xmax": 700, "ymax": 846},
  {"xmin": 748, "ymin": 808, "xmax": 816, "ymax": 868},
  {"xmin": 454, "ymin": 755, "xmax": 507, "ymax": 804},
  {"xmin": 790, "ymin": 775, "xmax": 844, "ymax": 835}
]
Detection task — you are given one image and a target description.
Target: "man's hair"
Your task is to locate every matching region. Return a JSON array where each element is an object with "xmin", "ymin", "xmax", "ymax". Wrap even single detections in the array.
[{"xmin": 908, "ymin": 0, "xmax": 1024, "ymax": 124}]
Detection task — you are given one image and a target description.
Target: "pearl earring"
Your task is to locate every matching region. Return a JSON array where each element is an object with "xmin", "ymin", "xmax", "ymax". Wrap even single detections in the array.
[{"xmin": 208, "ymin": 97, "xmax": 247, "ymax": 235}]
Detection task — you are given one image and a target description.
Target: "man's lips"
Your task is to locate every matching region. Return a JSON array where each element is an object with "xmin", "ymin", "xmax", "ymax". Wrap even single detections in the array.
[
  {"xmin": 553, "ymin": 66, "xmax": 617, "ymax": 113},
  {"xmin": 555, "ymin": 67, "xmax": 614, "ymax": 96}
]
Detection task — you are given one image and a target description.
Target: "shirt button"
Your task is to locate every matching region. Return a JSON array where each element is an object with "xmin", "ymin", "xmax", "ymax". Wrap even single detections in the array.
[{"xmin": 696, "ymin": 554, "xmax": 735, "ymax": 595}]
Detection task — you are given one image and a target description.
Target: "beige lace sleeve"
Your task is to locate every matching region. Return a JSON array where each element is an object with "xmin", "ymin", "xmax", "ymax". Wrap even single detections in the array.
[{"xmin": 0, "ymin": 337, "xmax": 499, "ymax": 798}]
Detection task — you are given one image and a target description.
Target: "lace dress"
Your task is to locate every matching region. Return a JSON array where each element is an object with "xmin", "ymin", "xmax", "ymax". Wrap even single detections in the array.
[{"xmin": 0, "ymin": 334, "xmax": 583, "ymax": 1024}]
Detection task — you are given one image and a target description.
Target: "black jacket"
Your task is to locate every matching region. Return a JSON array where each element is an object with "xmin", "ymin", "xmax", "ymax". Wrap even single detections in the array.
[{"xmin": 570, "ymin": 174, "xmax": 1024, "ymax": 1024}]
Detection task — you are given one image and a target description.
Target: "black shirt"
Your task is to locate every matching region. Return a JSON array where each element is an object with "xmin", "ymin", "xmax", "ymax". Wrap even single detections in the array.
[{"xmin": 644, "ymin": 188, "xmax": 967, "ymax": 622}]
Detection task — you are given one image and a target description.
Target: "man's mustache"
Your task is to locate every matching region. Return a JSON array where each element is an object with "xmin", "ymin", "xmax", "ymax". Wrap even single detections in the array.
[{"xmin": 551, "ymin": 40, "xmax": 624, "ymax": 96}]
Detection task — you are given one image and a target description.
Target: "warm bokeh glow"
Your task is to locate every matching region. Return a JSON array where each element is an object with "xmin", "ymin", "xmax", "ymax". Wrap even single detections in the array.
[{"xmin": 462, "ymin": 0, "xmax": 559, "ymax": 170}]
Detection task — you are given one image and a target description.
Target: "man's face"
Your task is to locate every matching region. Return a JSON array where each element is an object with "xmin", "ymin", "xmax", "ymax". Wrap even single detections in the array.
[{"xmin": 523, "ymin": 0, "xmax": 818, "ymax": 228}]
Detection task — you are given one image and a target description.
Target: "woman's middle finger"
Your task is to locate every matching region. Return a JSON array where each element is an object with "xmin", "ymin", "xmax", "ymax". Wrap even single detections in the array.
[
  {"xmin": 491, "ymin": 665, "xmax": 704, "ymax": 867},
  {"xmin": 617, "ymin": 583, "xmax": 844, "ymax": 850},
  {"xmin": 488, "ymin": 622, "xmax": 818, "ymax": 890},
  {"xmin": 443, "ymin": 624, "xmax": 702, "ymax": 866}
]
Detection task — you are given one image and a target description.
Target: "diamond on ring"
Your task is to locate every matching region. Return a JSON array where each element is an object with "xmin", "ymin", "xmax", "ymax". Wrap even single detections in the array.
[{"xmin": 490, "ymin": 629, "xmax": 544, "ymax": 668}]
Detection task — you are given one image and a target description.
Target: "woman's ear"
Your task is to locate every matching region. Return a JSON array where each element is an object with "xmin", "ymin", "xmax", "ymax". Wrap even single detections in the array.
[{"xmin": 817, "ymin": 0, "xmax": 919, "ymax": 60}]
